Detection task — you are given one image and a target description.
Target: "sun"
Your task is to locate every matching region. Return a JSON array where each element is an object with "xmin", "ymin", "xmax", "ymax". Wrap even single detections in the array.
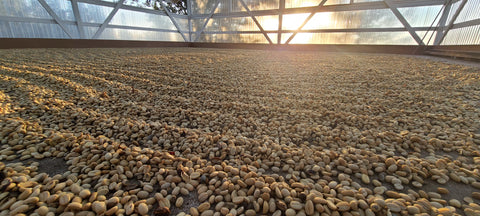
[{"xmin": 260, "ymin": 8, "xmax": 332, "ymax": 44}]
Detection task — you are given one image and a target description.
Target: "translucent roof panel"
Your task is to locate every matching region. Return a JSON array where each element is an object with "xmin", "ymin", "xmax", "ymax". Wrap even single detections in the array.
[
  {"xmin": 0, "ymin": 0, "xmax": 478, "ymax": 45},
  {"xmin": 302, "ymin": 9, "xmax": 403, "ymax": 30},
  {"xmin": 285, "ymin": 0, "xmax": 324, "ymax": 8},
  {"xmin": 99, "ymin": 28, "xmax": 184, "ymax": 41},
  {"xmin": 454, "ymin": 0, "xmax": 480, "ymax": 23},
  {"xmin": 45, "ymin": 0, "xmax": 75, "ymax": 21},
  {"xmin": 0, "ymin": 0, "xmax": 51, "ymax": 18},
  {"xmin": 287, "ymin": 32, "xmax": 417, "ymax": 45},
  {"xmin": 110, "ymin": 9, "xmax": 177, "ymax": 30},
  {"xmin": 78, "ymin": 3, "xmax": 113, "ymax": 24},
  {"xmin": 205, "ymin": 17, "xmax": 259, "ymax": 32},
  {"xmin": 9, "ymin": 22, "xmax": 72, "ymax": 39},
  {"xmin": 398, "ymin": 5, "xmax": 442, "ymax": 27}
]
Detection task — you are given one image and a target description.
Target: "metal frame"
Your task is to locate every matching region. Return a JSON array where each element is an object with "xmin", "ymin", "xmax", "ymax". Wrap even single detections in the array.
[
  {"xmin": 38, "ymin": 0, "xmax": 75, "ymax": 38},
  {"xmin": 0, "ymin": 0, "xmax": 476, "ymax": 45},
  {"xmin": 92, "ymin": 0, "xmax": 125, "ymax": 39},
  {"xmin": 239, "ymin": 0, "xmax": 273, "ymax": 44},
  {"xmin": 0, "ymin": 21, "xmax": 13, "ymax": 38},
  {"xmin": 190, "ymin": 0, "xmax": 447, "ymax": 19},
  {"xmin": 278, "ymin": 0, "xmax": 285, "ymax": 44},
  {"xmin": 433, "ymin": 0, "xmax": 452, "ymax": 45},
  {"xmin": 187, "ymin": 0, "xmax": 193, "ymax": 42},
  {"xmin": 193, "ymin": 0, "xmax": 221, "ymax": 42},
  {"xmin": 71, "ymin": 0, "xmax": 85, "ymax": 39},
  {"xmin": 384, "ymin": 0, "xmax": 425, "ymax": 45},
  {"xmin": 436, "ymin": 0, "xmax": 469, "ymax": 45},
  {"xmin": 161, "ymin": 2, "xmax": 188, "ymax": 42},
  {"xmin": 285, "ymin": 0, "xmax": 328, "ymax": 45}
]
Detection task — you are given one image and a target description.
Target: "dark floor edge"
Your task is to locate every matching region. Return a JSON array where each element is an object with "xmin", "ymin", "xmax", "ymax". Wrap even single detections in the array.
[{"xmin": 1, "ymin": 39, "xmax": 478, "ymax": 57}]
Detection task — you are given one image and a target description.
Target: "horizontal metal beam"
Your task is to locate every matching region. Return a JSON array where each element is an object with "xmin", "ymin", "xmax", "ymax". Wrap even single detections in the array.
[
  {"xmin": 75, "ymin": 0, "xmax": 186, "ymax": 18},
  {"xmin": 194, "ymin": 0, "xmax": 221, "ymax": 42},
  {"xmin": 285, "ymin": 0, "xmax": 328, "ymax": 44},
  {"xmin": 201, "ymin": 26, "xmax": 435, "ymax": 34},
  {"xmin": 239, "ymin": 0, "xmax": 273, "ymax": 44},
  {"xmin": 191, "ymin": 0, "xmax": 445, "ymax": 19},
  {"xmin": 451, "ymin": 18, "xmax": 480, "ymax": 29},
  {"xmin": 92, "ymin": 0, "xmax": 125, "ymax": 39},
  {"xmin": 0, "ymin": 16, "xmax": 58, "ymax": 24},
  {"xmin": 384, "ymin": 0, "xmax": 425, "ymax": 46},
  {"xmin": 38, "ymin": 0, "xmax": 75, "ymax": 38},
  {"xmin": 161, "ymin": 1, "xmax": 188, "ymax": 42},
  {"xmin": 106, "ymin": 24, "xmax": 185, "ymax": 33},
  {"xmin": 0, "ymin": 16, "xmax": 187, "ymax": 34},
  {"xmin": 436, "ymin": 0, "xmax": 468, "ymax": 45}
]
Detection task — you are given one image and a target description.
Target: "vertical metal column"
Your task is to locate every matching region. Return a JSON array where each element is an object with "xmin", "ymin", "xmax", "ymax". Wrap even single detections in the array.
[
  {"xmin": 285, "ymin": 0, "xmax": 328, "ymax": 44},
  {"xmin": 71, "ymin": 0, "xmax": 85, "ymax": 39},
  {"xmin": 194, "ymin": 0, "xmax": 221, "ymax": 42},
  {"xmin": 187, "ymin": 0, "xmax": 193, "ymax": 42},
  {"xmin": 239, "ymin": 0, "xmax": 273, "ymax": 44},
  {"xmin": 162, "ymin": 2, "xmax": 188, "ymax": 42},
  {"xmin": 278, "ymin": 0, "xmax": 285, "ymax": 44},
  {"xmin": 434, "ymin": 1, "xmax": 452, "ymax": 45}
]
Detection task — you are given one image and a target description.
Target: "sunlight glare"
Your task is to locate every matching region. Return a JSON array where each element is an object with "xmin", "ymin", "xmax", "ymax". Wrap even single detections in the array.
[{"xmin": 260, "ymin": 1, "xmax": 332, "ymax": 44}]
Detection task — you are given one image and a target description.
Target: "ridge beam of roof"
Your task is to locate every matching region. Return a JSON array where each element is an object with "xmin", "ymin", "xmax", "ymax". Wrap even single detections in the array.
[
  {"xmin": 92, "ymin": 0, "xmax": 125, "ymax": 39},
  {"xmin": 194, "ymin": 0, "xmax": 221, "ymax": 42},
  {"xmin": 161, "ymin": 2, "xmax": 188, "ymax": 42},
  {"xmin": 239, "ymin": 0, "xmax": 273, "ymax": 45},
  {"xmin": 436, "ymin": 0, "xmax": 468, "ymax": 45},
  {"xmin": 285, "ymin": 0, "xmax": 328, "ymax": 45},
  {"xmin": 384, "ymin": 0, "xmax": 425, "ymax": 46},
  {"xmin": 71, "ymin": 0, "xmax": 85, "ymax": 39},
  {"xmin": 38, "ymin": 0, "xmax": 75, "ymax": 39}
]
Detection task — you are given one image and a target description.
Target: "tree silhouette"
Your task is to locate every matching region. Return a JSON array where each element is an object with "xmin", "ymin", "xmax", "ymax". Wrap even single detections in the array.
[{"xmin": 125, "ymin": 0, "xmax": 187, "ymax": 15}]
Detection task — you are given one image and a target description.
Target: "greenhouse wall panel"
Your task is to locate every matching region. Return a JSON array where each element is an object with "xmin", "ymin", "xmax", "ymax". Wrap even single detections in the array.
[
  {"xmin": 110, "ymin": 9, "xmax": 176, "ymax": 30},
  {"xmin": 0, "ymin": 0, "xmax": 477, "ymax": 45},
  {"xmin": 45, "ymin": 0, "xmax": 76, "ymax": 21},
  {"xmin": 78, "ymin": 3, "xmax": 113, "ymax": 24},
  {"xmin": 0, "ymin": 0, "xmax": 51, "ymax": 18}
]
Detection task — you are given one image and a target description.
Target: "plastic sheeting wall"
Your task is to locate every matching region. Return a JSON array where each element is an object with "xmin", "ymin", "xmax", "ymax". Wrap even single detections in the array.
[
  {"xmin": 190, "ymin": 0, "xmax": 480, "ymax": 45},
  {"xmin": 441, "ymin": 0, "xmax": 480, "ymax": 45},
  {"xmin": 0, "ymin": 0, "xmax": 182, "ymax": 41},
  {"xmin": 0, "ymin": 0, "xmax": 478, "ymax": 45}
]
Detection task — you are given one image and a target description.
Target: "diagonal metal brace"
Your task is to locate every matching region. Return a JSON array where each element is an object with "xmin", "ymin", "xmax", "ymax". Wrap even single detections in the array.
[
  {"xmin": 38, "ymin": 0, "xmax": 75, "ymax": 38},
  {"xmin": 71, "ymin": 0, "xmax": 85, "ymax": 39},
  {"xmin": 285, "ymin": 0, "xmax": 328, "ymax": 44},
  {"xmin": 436, "ymin": 0, "xmax": 468, "ymax": 45},
  {"xmin": 194, "ymin": 0, "xmax": 221, "ymax": 42},
  {"xmin": 92, "ymin": 0, "xmax": 125, "ymax": 39},
  {"xmin": 162, "ymin": 2, "xmax": 189, "ymax": 42},
  {"xmin": 239, "ymin": 0, "xmax": 273, "ymax": 44},
  {"xmin": 384, "ymin": 0, "xmax": 425, "ymax": 46}
]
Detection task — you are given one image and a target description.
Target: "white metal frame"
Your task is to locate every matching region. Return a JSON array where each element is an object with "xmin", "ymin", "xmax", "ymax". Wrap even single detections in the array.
[
  {"xmin": 193, "ymin": 0, "xmax": 221, "ymax": 42},
  {"xmin": 38, "ymin": 0, "xmax": 75, "ymax": 38},
  {"xmin": 0, "ymin": 0, "xmax": 476, "ymax": 45},
  {"xmin": 285, "ymin": 0, "xmax": 328, "ymax": 44},
  {"xmin": 384, "ymin": 0, "xmax": 425, "ymax": 45}
]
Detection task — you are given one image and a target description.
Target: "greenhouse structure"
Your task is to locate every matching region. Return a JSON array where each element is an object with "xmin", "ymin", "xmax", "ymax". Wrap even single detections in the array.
[
  {"xmin": 1, "ymin": 1, "xmax": 480, "ymax": 216},
  {"xmin": 0, "ymin": 0, "xmax": 479, "ymax": 49}
]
